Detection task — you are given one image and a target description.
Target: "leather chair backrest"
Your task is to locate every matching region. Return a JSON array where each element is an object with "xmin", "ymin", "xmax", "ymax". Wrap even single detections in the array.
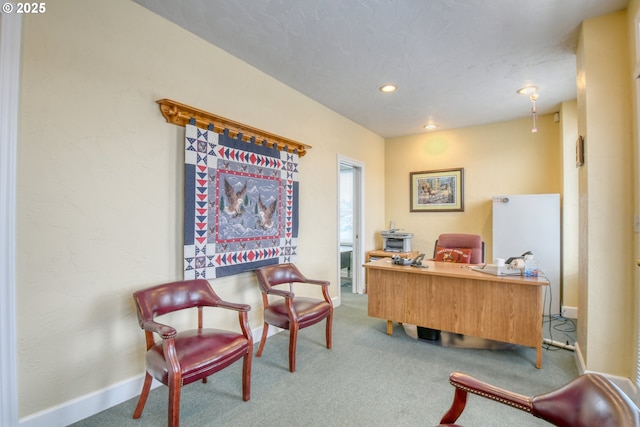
[
  {"xmin": 133, "ymin": 279, "xmax": 218, "ymax": 323},
  {"xmin": 532, "ymin": 373, "xmax": 640, "ymax": 427},
  {"xmin": 436, "ymin": 233, "xmax": 485, "ymax": 264},
  {"xmin": 255, "ymin": 263, "xmax": 306, "ymax": 290}
]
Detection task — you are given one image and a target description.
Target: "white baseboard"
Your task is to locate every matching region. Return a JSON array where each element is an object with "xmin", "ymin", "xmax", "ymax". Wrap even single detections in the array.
[
  {"xmin": 574, "ymin": 341, "xmax": 639, "ymax": 405},
  {"xmin": 561, "ymin": 305, "xmax": 578, "ymax": 319},
  {"xmin": 18, "ymin": 300, "xmax": 346, "ymax": 427},
  {"xmin": 19, "ymin": 374, "xmax": 160, "ymax": 427},
  {"xmin": 574, "ymin": 340, "xmax": 586, "ymax": 373},
  {"xmin": 19, "ymin": 325, "xmax": 274, "ymax": 427}
]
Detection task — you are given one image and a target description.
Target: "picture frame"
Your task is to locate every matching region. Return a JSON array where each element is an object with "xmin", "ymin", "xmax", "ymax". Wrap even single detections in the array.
[
  {"xmin": 576, "ymin": 135, "xmax": 584, "ymax": 167},
  {"xmin": 410, "ymin": 168, "xmax": 464, "ymax": 212}
]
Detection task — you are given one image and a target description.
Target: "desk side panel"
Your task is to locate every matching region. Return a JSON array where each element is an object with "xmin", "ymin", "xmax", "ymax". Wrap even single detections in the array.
[{"xmin": 367, "ymin": 268, "xmax": 406, "ymax": 322}]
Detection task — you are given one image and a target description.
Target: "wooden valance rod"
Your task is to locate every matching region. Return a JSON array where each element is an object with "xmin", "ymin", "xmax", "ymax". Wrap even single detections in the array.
[{"xmin": 157, "ymin": 99, "xmax": 311, "ymax": 157}]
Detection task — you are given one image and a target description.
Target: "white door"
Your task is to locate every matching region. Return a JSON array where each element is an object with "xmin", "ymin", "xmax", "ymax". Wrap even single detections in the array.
[{"xmin": 338, "ymin": 157, "xmax": 364, "ymax": 295}]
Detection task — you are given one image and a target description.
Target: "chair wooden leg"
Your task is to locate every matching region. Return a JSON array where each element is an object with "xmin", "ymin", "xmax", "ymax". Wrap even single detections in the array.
[
  {"xmin": 325, "ymin": 313, "xmax": 333, "ymax": 349},
  {"xmin": 242, "ymin": 350, "xmax": 252, "ymax": 401},
  {"xmin": 167, "ymin": 380, "xmax": 181, "ymax": 427},
  {"xmin": 133, "ymin": 372, "xmax": 153, "ymax": 419},
  {"xmin": 288, "ymin": 323, "xmax": 298, "ymax": 372},
  {"xmin": 256, "ymin": 322, "xmax": 269, "ymax": 357},
  {"xmin": 439, "ymin": 387, "xmax": 468, "ymax": 424}
]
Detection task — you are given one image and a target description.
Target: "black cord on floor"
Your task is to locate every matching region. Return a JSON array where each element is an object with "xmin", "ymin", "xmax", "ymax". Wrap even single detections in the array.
[{"xmin": 539, "ymin": 271, "xmax": 576, "ymax": 351}]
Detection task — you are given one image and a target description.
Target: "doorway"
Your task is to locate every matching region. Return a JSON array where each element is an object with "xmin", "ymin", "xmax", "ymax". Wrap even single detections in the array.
[{"xmin": 338, "ymin": 157, "xmax": 364, "ymax": 295}]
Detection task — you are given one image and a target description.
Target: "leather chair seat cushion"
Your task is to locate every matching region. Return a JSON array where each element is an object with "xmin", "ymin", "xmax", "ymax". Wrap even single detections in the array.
[
  {"xmin": 264, "ymin": 297, "xmax": 331, "ymax": 329},
  {"xmin": 146, "ymin": 328, "xmax": 249, "ymax": 386}
]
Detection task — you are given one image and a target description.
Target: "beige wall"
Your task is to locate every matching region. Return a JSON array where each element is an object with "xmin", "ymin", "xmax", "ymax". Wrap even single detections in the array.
[
  {"xmin": 577, "ymin": 10, "xmax": 635, "ymax": 377},
  {"xmin": 560, "ymin": 100, "xmax": 579, "ymax": 309},
  {"xmin": 17, "ymin": 0, "xmax": 384, "ymax": 418},
  {"xmin": 384, "ymin": 114, "xmax": 562, "ymax": 262}
]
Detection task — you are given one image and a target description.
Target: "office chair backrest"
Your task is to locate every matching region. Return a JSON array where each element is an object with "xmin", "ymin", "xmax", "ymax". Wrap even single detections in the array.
[{"xmin": 434, "ymin": 233, "xmax": 485, "ymax": 264}]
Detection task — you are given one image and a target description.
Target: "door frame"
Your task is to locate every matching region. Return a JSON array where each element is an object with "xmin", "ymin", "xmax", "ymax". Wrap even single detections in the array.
[
  {"xmin": 0, "ymin": 8, "xmax": 21, "ymax": 427},
  {"xmin": 337, "ymin": 155, "xmax": 365, "ymax": 296},
  {"xmin": 634, "ymin": 8, "xmax": 640, "ymax": 391}
]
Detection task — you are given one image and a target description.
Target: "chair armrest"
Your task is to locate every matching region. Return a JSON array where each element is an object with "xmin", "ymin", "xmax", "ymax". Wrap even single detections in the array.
[
  {"xmin": 140, "ymin": 319, "xmax": 177, "ymax": 339},
  {"xmin": 449, "ymin": 372, "xmax": 533, "ymax": 412},
  {"xmin": 303, "ymin": 279, "xmax": 330, "ymax": 287},
  {"xmin": 215, "ymin": 300, "xmax": 251, "ymax": 312},
  {"xmin": 439, "ymin": 372, "xmax": 533, "ymax": 424},
  {"xmin": 266, "ymin": 288, "xmax": 294, "ymax": 298}
]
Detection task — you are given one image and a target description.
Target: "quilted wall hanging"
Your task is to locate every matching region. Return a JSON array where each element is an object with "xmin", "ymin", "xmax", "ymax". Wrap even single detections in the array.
[{"xmin": 183, "ymin": 123, "xmax": 300, "ymax": 279}]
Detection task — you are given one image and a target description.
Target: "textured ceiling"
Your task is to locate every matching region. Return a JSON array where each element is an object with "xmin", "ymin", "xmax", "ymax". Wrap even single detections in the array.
[{"xmin": 133, "ymin": 0, "xmax": 629, "ymax": 138}]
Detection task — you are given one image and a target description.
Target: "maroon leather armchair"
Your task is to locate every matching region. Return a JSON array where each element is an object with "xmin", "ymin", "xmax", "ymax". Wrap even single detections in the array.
[
  {"xmin": 132, "ymin": 279, "xmax": 252, "ymax": 427},
  {"xmin": 438, "ymin": 371, "xmax": 640, "ymax": 427},
  {"xmin": 254, "ymin": 263, "xmax": 333, "ymax": 372}
]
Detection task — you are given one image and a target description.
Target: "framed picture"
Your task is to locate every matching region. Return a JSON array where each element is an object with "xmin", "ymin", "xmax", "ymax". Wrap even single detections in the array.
[
  {"xmin": 410, "ymin": 168, "xmax": 464, "ymax": 212},
  {"xmin": 576, "ymin": 135, "xmax": 584, "ymax": 167}
]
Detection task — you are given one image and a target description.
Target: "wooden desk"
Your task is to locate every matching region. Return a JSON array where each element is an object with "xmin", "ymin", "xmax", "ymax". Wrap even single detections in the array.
[
  {"xmin": 365, "ymin": 249, "xmax": 418, "ymax": 263},
  {"xmin": 364, "ymin": 250, "xmax": 418, "ymax": 291},
  {"xmin": 364, "ymin": 258, "xmax": 549, "ymax": 368}
]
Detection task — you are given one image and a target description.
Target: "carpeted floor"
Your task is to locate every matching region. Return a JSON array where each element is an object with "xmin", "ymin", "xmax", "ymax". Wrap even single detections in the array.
[{"xmin": 70, "ymin": 290, "xmax": 578, "ymax": 426}]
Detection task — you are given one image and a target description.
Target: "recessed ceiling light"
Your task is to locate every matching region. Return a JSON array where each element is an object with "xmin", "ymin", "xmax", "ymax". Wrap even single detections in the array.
[
  {"xmin": 379, "ymin": 84, "xmax": 397, "ymax": 93},
  {"xmin": 424, "ymin": 124, "xmax": 437, "ymax": 130},
  {"xmin": 517, "ymin": 86, "xmax": 538, "ymax": 95}
]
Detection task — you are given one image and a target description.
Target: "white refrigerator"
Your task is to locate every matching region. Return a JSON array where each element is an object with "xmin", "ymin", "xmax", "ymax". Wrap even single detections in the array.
[{"xmin": 492, "ymin": 194, "xmax": 560, "ymax": 316}]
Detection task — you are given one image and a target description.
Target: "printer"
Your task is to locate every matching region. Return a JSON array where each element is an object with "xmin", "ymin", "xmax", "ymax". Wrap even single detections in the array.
[{"xmin": 380, "ymin": 230, "xmax": 413, "ymax": 252}]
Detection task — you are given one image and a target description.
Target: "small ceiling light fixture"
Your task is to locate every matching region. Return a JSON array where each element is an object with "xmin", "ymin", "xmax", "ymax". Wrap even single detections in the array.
[
  {"xmin": 518, "ymin": 86, "xmax": 539, "ymax": 133},
  {"xmin": 517, "ymin": 86, "xmax": 538, "ymax": 95},
  {"xmin": 379, "ymin": 84, "xmax": 397, "ymax": 93},
  {"xmin": 424, "ymin": 123, "xmax": 437, "ymax": 130}
]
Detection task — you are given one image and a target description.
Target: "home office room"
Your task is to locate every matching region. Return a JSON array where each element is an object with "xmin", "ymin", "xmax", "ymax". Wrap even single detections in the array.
[{"xmin": 2, "ymin": 1, "xmax": 639, "ymax": 426}]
